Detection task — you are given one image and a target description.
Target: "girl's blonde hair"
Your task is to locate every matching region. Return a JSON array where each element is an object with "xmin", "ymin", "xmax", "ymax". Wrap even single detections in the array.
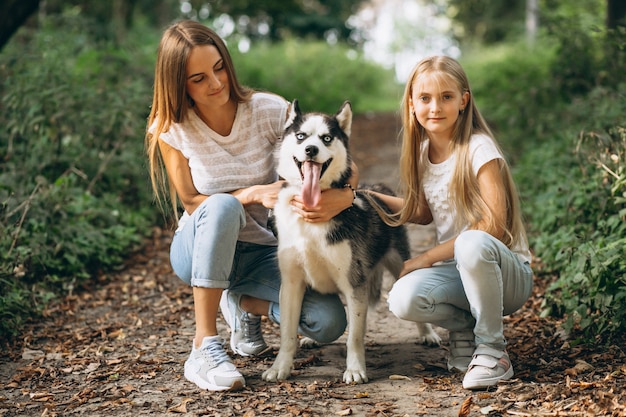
[
  {"xmin": 390, "ymin": 55, "xmax": 526, "ymax": 249},
  {"xmin": 145, "ymin": 20, "xmax": 253, "ymax": 216}
]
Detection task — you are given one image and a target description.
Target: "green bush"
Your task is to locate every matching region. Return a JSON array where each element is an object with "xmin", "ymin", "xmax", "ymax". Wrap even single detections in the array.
[
  {"xmin": 462, "ymin": 25, "xmax": 626, "ymax": 343},
  {"xmin": 515, "ymin": 85, "xmax": 626, "ymax": 343},
  {"xmin": 232, "ymin": 39, "xmax": 402, "ymax": 114},
  {"xmin": 461, "ymin": 41, "xmax": 560, "ymax": 160},
  {"xmin": 0, "ymin": 14, "xmax": 156, "ymax": 341}
]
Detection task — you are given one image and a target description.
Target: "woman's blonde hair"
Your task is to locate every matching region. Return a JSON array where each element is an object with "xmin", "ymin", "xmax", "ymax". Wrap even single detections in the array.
[
  {"xmin": 390, "ymin": 55, "xmax": 526, "ymax": 249},
  {"xmin": 145, "ymin": 20, "xmax": 253, "ymax": 216}
]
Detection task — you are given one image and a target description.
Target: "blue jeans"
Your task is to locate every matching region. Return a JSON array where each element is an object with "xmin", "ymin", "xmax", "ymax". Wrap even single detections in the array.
[
  {"xmin": 169, "ymin": 194, "xmax": 347, "ymax": 343},
  {"xmin": 388, "ymin": 230, "xmax": 533, "ymax": 350}
]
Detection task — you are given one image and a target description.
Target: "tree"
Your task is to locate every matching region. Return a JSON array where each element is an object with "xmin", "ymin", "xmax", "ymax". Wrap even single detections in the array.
[
  {"xmin": 0, "ymin": 0, "xmax": 40, "ymax": 51},
  {"xmin": 607, "ymin": 0, "xmax": 626, "ymax": 28},
  {"xmin": 182, "ymin": 0, "xmax": 368, "ymax": 43}
]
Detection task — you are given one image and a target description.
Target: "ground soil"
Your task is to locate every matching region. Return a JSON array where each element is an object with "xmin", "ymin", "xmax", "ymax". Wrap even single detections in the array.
[{"xmin": 2, "ymin": 113, "xmax": 626, "ymax": 417}]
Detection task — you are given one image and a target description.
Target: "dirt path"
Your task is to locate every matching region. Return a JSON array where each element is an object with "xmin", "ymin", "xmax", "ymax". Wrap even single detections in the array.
[{"xmin": 1, "ymin": 113, "xmax": 625, "ymax": 417}]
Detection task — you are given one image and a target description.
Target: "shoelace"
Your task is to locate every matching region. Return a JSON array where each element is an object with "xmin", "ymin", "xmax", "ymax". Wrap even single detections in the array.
[
  {"xmin": 200, "ymin": 340, "xmax": 230, "ymax": 366},
  {"xmin": 240, "ymin": 313, "xmax": 263, "ymax": 343}
]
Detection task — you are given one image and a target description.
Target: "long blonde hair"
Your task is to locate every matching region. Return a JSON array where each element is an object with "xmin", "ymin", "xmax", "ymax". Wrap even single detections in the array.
[
  {"xmin": 145, "ymin": 20, "xmax": 253, "ymax": 216},
  {"xmin": 389, "ymin": 55, "xmax": 526, "ymax": 249}
]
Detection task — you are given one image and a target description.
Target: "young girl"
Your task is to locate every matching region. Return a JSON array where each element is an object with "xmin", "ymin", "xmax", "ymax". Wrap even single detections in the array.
[
  {"xmin": 370, "ymin": 56, "xmax": 533, "ymax": 390},
  {"xmin": 145, "ymin": 20, "xmax": 356, "ymax": 392}
]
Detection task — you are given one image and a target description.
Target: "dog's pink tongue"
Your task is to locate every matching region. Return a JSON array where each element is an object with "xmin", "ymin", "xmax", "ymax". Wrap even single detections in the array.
[{"xmin": 302, "ymin": 161, "xmax": 322, "ymax": 207}]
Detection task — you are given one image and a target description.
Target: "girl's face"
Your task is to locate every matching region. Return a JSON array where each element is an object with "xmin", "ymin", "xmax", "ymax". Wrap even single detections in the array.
[
  {"xmin": 409, "ymin": 72, "xmax": 468, "ymax": 141},
  {"xmin": 185, "ymin": 45, "xmax": 230, "ymax": 110}
]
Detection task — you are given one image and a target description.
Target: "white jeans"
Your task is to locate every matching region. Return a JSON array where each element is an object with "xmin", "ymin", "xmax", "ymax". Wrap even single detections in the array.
[{"xmin": 388, "ymin": 230, "xmax": 533, "ymax": 350}]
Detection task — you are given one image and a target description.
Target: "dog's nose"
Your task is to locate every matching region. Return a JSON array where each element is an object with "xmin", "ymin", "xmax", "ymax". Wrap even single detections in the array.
[{"xmin": 305, "ymin": 145, "xmax": 319, "ymax": 157}]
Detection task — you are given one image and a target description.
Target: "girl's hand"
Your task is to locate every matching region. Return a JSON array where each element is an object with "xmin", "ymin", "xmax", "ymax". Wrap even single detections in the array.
[
  {"xmin": 400, "ymin": 254, "xmax": 433, "ymax": 277},
  {"xmin": 291, "ymin": 186, "xmax": 354, "ymax": 223}
]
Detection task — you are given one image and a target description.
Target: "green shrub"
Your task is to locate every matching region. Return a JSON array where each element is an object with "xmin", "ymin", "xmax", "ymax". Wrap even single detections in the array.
[
  {"xmin": 232, "ymin": 39, "xmax": 402, "ymax": 114},
  {"xmin": 461, "ymin": 41, "xmax": 560, "ymax": 160},
  {"xmin": 0, "ymin": 14, "xmax": 156, "ymax": 341},
  {"xmin": 516, "ymin": 85, "xmax": 626, "ymax": 343}
]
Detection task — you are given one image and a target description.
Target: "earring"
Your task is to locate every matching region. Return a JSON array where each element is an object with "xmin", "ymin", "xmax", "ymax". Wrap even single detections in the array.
[{"xmin": 459, "ymin": 108, "xmax": 465, "ymax": 115}]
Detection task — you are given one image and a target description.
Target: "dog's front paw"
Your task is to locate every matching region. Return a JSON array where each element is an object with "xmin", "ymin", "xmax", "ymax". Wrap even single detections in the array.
[
  {"xmin": 262, "ymin": 364, "xmax": 292, "ymax": 382},
  {"xmin": 299, "ymin": 336, "xmax": 320, "ymax": 349},
  {"xmin": 343, "ymin": 368, "xmax": 368, "ymax": 384},
  {"xmin": 415, "ymin": 323, "xmax": 442, "ymax": 346}
]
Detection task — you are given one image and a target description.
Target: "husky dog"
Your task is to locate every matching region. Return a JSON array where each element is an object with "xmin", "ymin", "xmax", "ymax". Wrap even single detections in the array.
[{"xmin": 262, "ymin": 100, "xmax": 440, "ymax": 384}]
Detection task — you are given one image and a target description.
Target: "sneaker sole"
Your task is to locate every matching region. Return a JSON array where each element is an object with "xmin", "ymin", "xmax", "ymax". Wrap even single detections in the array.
[
  {"xmin": 184, "ymin": 368, "xmax": 245, "ymax": 392},
  {"xmin": 462, "ymin": 366, "xmax": 514, "ymax": 390},
  {"xmin": 231, "ymin": 342, "xmax": 269, "ymax": 357}
]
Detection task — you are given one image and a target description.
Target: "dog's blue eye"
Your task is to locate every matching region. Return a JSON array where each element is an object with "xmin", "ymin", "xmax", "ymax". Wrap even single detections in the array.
[
  {"xmin": 322, "ymin": 135, "xmax": 332, "ymax": 143},
  {"xmin": 296, "ymin": 133, "xmax": 306, "ymax": 141}
]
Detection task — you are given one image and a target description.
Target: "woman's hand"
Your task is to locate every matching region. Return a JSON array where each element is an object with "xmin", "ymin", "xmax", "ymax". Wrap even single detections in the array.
[
  {"xmin": 232, "ymin": 180, "xmax": 285, "ymax": 208},
  {"xmin": 291, "ymin": 186, "xmax": 354, "ymax": 223}
]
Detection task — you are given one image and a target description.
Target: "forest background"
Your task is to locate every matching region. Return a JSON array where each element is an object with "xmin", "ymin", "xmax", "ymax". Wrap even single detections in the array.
[{"xmin": 0, "ymin": 0, "xmax": 625, "ymax": 351}]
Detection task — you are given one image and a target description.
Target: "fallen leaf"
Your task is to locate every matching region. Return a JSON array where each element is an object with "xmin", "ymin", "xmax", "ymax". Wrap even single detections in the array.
[
  {"xmin": 458, "ymin": 396, "xmax": 472, "ymax": 417},
  {"xmin": 168, "ymin": 397, "xmax": 193, "ymax": 413},
  {"xmin": 389, "ymin": 374, "xmax": 411, "ymax": 380}
]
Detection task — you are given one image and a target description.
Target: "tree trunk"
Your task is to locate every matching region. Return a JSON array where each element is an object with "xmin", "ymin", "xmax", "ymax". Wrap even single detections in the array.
[
  {"xmin": 0, "ymin": 0, "xmax": 41, "ymax": 51},
  {"xmin": 607, "ymin": 0, "xmax": 626, "ymax": 29},
  {"xmin": 526, "ymin": 0, "xmax": 538, "ymax": 45}
]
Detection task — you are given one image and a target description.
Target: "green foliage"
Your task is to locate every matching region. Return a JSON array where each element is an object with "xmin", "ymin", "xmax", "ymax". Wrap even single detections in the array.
[
  {"xmin": 0, "ymin": 14, "xmax": 156, "ymax": 340},
  {"xmin": 462, "ymin": 10, "xmax": 626, "ymax": 343},
  {"xmin": 184, "ymin": 0, "xmax": 368, "ymax": 43},
  {"xmin": 232, "ymin": 39, "xmax": 402, "ymax": 114},
  {"xmin": 461, "ymin": 41, "xmax": 559, "ymax": 159},
  {"xmin": 515, "ymin": 84, "xmax": 626, "ymax": 343}
]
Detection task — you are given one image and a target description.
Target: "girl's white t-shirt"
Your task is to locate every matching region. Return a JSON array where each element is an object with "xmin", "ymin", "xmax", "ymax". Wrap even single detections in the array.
[
  {"xmin": 421, "ymin": 134, "xmax": 531, "ymax": 263},
  {"xmin": 155, "ymin": 92, "xmax": 289, "ymax": 245}
]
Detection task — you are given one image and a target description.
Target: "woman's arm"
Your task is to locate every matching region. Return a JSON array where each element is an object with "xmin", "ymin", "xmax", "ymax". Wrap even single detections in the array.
[
  {"xmin": 159, "ymin": 140, "xmax": 285, "ymax": 214},
  {"xmin": 158, "ymin": 140, "xmax": 206, "ymax": 214}
]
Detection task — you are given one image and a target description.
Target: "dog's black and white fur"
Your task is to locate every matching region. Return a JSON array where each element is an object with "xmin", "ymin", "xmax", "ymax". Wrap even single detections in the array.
[{"xmin": 262, "ymin": 100, "xmax": 440, "ymax": 384}]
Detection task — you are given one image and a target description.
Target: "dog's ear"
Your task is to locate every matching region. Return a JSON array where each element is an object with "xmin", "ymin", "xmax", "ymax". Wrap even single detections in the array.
[
  {"xmin": 285, "ymin": 99, "xmax": 301, "ymax": 129},
  {"xmin": 335, "ymin": 100, "xmax": 352, "ymax": 137}
]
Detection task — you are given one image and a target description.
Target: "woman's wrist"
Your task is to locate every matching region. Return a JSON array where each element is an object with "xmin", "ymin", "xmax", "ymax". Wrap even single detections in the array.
[{"xmin": 344, "ymin": 183, "xmax": 356, "ymax": 206}]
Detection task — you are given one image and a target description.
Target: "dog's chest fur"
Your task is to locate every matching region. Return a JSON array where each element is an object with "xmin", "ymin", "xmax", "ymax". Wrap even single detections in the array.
[{"xmin": 273, "ymin": 185, "xmax": 351, "ymax": 294}]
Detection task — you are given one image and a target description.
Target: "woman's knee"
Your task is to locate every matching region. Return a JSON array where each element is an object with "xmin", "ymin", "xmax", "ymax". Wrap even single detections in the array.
[
  {"xmin": 300, "ymin": 294, "xmax": 347, "ymax": 343},
  {"xmin": 198, "ymin": 193, "xmax": 245, "ymax": 224}
]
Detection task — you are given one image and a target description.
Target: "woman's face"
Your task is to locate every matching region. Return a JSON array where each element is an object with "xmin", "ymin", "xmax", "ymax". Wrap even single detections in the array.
[{"xmin": 185, "ymin": 45, "xmax": 230, "ymax": 110}]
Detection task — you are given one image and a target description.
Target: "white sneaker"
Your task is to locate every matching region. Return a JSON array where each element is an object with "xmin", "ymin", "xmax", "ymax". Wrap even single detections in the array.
[
  {"xmin": 184, "ymin": 336, "xmax": 245, "ymax": 391},
  {"xmin": 462, "ymin": 344, "xmax": 514, "ymax": 390},
  {"xmin": 220, "ymin": 290, "xmax": 268, "ymax": 356},
  {"xmin": 447, "ymin": 329, "xmax": 475, "ymax": 372}
]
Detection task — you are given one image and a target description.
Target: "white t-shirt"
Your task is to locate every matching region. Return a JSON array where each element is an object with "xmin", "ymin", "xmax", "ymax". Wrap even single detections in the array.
[
  {"xmin": 421, "ymin": 134, "xmax": 531, "ymax": 263},
  {"xmin": 155, "ymin": 92, "xmax": 289, "ymax": 245}
]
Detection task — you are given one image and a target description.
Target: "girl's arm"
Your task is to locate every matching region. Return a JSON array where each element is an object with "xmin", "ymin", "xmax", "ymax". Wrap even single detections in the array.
[
  {"xmin": 473, "ymin": 159, "xmax": 507, "ymax": 240},
  {"xmin": 368, "ymin": 189, "xmax": 433, "ymax": 224},
  {"xmin": 400, "ymin": 159, "xmax": 508, "ymax": 277}
]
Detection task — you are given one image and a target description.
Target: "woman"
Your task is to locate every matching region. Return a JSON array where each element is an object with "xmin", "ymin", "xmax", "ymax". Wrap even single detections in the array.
[{"xmin": 145, "ymin": 20, "xmax": 357, "ymax": 391}]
